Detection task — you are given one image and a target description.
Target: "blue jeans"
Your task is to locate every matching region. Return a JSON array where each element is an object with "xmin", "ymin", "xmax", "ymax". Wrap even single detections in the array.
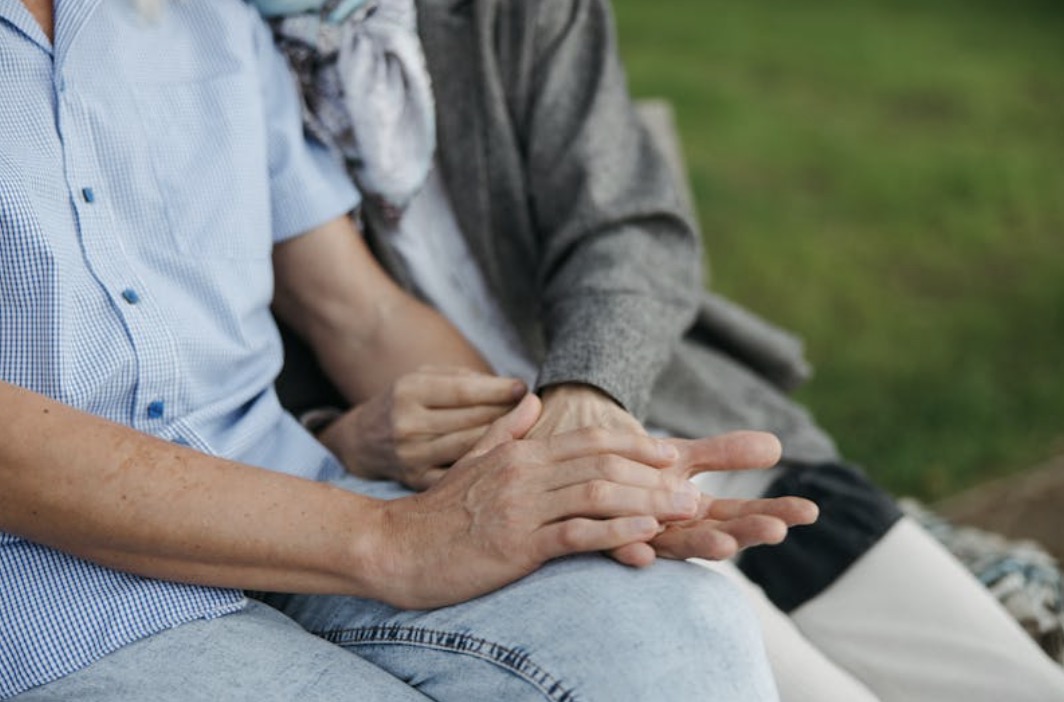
[{"xmin": 15, "ymin": 475, "xmax": 778, "ymax": 701}]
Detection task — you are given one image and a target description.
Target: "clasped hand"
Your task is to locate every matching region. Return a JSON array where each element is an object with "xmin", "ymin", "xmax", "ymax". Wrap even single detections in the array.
[
  {"xmin": 322, "ymin": 370, "xmax": 817, "ymax": 608},
  {"xmin": 320, "ymin": 366, "xmax": 526, "ymax": 490}
]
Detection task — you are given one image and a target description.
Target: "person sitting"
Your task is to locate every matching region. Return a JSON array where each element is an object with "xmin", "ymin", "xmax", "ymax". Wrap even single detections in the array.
[
  {"xmin": 266, "ymin": 1, "xmax": 1064, "ymax": 699},
  {"xmin": 0, "ymin": 1, "xmax": 823, "ymax": 700}
]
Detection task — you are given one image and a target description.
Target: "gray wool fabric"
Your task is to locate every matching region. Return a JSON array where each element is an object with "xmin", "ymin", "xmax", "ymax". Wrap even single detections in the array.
[{"xmin": 312, "ymin": 0, "xmax": 839, "ymax": 464}]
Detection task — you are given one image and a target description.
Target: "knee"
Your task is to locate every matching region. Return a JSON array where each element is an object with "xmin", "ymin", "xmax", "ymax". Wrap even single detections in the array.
[{"xmin": 538, "ymin": 556, "xmax": 778, "ymax": 701}]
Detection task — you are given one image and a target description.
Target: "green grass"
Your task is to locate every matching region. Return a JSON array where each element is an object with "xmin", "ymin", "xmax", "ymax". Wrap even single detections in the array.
[{"xmin": 613, "ymin": 0, "xmax": 1064, "ymax": 500}]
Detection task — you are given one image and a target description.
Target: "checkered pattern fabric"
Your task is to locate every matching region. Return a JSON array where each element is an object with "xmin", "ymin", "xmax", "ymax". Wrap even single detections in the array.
[{"xmin": 0, "ymin": 0, "xmax": 357, "ymax": 696}]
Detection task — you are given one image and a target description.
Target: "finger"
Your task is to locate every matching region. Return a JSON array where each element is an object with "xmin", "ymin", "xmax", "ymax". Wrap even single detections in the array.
[
  {"xmin": 464, "ymin": 394, "xmax": 542, "ymax": 459},
  {"xmin": 535, "ymin": 452, "xmax": 687, "ymax": 493},
  {"xmin": 668, "ymin": 431, "xmax": 782, "ymax": 478},
  {"xmin": 412, "ymin": 374, "xmax": 527, "ymax": 409},
  {"xmin": 402, "ymin": 425, "xmax": 488, "ymax": 468},
  {"xmin": 650, "ymin": 522, "xmax": 740, "ymax": 561},
  {"xmin": 416, "ymin": 366, "xmax": 527, "ymax": 386},
  {"xmin": 415, "ymin": 365, "xmax": 482, "ymax": 376},
  {"xmin": 545, "ymin": 427, "xmax": 678, "ymax": 468},
  {"xmin": 534, "ymin": 516, "xmax": 660, "ymax": 561},
  {"xmin": 608, "ymin": 542, "xmax": 657, "ymax": 568},
  {"xmin": 700, "ymin": 496, "xmax": 819, "ymax": 527},
  {"xmin": 406, "ymin": 468, "xmax": 449, "ymax": 492},
  {"xmin": 542, "ymin": 481, "xmax": 700, "ymax": 524},
  {"xmin": 710, "ymin": 515, "xmax": 790, "ymax": 550},
  {"xmin": 343, "ymin": 461, "xmax": 385, "ymax": 481},
  {"xmin": 416, "ymin": 403, "xmax": 513, "ymax": 435}
]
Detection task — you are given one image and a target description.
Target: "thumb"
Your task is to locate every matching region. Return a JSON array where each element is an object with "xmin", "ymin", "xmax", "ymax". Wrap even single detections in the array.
[
  {"xmin": 465, "ymin": 393, "xmax": 541, "ymax": 459},
  {"xmin": 669, "ymin": 431, "xmax": 783, "ymax": 478}
]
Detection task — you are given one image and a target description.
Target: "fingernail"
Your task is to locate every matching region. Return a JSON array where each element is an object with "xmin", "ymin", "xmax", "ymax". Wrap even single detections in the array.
[{"xmin": 511, "ymin": 381, "xmax": 527, "ymax": 399}]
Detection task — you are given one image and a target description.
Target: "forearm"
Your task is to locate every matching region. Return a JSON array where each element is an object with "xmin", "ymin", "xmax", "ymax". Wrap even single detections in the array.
[
  {"xmin": 0, "ymin": 381, "xmax": 386, "ymax": 597},
  {"xmin": 272, "ymin": 215, "xmax": 490, "ymax": 404},
  {"xmin": 524, "ymin": 0, "xmax": 701, "ymax": 416},
  {"xmin": 315, "ymin": 300, "xmax": 489, "ymax": 404}
]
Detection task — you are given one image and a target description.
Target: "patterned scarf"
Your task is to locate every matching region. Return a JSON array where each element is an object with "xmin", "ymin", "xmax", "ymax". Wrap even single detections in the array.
[{"xmin": 268, "ymin": 0, "xmax": 437, "ymax": 220}]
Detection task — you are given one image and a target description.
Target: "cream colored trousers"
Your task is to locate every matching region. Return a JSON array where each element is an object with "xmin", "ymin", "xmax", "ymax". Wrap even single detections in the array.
[{"xmin": 693, "ymin": 470, "xmax": 1064, "ymax": 702}]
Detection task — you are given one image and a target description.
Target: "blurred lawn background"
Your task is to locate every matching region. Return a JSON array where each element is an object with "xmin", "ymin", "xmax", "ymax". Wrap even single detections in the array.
[{"xmin": 612, "ymin": 0, "xmax": 1064, "ymax": 501}]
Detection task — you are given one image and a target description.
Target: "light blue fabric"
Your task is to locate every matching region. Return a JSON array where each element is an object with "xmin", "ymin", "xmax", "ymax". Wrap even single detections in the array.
[
  {"xmin": 250, "ymin": 0, "xmax": 370, "ymax": 24},
  {"xmin": 273, "ymin": 474, "xmax": 781, "ymax": 701},
  {"xmin": 13, "ymin": 472, "xmax": 781, "ymax": 702},
  {"xmin": 12, "ymin": 602, "xmax": 432, "ymax": 702},
  {"xmin": 0, "ymin": 2, "xmax": 779, "ymax": 699},
  {"xmin": 0, "ymin": 0, "xmax": 358, "ymax": 697}
]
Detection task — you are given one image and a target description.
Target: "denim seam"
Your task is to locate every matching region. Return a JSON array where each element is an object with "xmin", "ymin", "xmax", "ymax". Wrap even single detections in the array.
[{"xmin": 317, "ymin": 625, "xmax": 582, "ymax": 702}]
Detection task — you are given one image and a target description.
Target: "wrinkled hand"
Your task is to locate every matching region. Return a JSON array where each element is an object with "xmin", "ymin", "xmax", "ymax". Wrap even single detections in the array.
[
  {"xmin": 320, "ymin": 366, "xmax": 526, "ymax": 490},
  {"xmin": 527, "ymin": 383, "xmax": 646, "ymax": 439},
  {"xmin": 519, "ymin": 384, "xmax": 818, "ymax": 567},
  {"xmin": 611, "ymin": 432, "xmax": 819, "ymax": 567},
  {"xmin": 523, "ymin": 380, "xmax": 812, "ymax": 565},
  {"xmin": 371, "ymin": 394, "xmax": 707, "ymax": 609}
]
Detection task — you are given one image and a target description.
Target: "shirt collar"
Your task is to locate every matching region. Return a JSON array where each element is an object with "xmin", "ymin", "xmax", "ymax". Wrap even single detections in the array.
[
  {"xmin": 53, "ymin": 0, "xmax": 102, "ymax": 64},
  {"xmin": 0, "ymin": 0, "xmax": 101, "ymax": 58},
  {"xmin": 0, "ymin": 0, "xmax": 53, "ymax": 53}
]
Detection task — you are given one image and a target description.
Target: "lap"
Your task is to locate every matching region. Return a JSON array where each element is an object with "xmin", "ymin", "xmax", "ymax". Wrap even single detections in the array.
[
  {"xmin": 790, "ymin": 517, "xmax": 1064, "ymax": 702},
  {"xmin": 12, "ymin": 601, "xmax": 428, "ymax": 702},
  {"xmin": 36, "ymin": 471, "xmax": 774, "ymax": 701},
  {"xmin": 276, "ymin": 472, "xmax": 779, "ymax": 701},
  {"xmin": 696, "ymin": 521, "xmax": 1064, "ymax": 702},
  {"xmin": 698, "ymin": 560, "xmax": 881, "ymax": 702},
  {"xmin": 268, "ymin": 554, "xmax": 776, "ymax": 701}
]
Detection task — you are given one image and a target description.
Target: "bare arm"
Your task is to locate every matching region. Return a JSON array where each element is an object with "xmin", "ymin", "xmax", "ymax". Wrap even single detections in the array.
[
  {"xmin": 0, "ymin": 380, "xmax": 384, "ymax": 596},
  {"xmin": 272, "ymin": 215, "xmax": 525, "ymax": 486},
  {"xmin": 271, "ymin": 215, "xmax": 491, "ymax": 404},
  {"xmin": 0, "ymin": 380, "xmax": 721, "ymax": 608}
]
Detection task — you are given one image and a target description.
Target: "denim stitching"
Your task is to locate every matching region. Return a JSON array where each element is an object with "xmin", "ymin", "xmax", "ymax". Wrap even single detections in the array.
[{"xmin": 318, "ymin": 625, "xmax": 581, "ymax": 702}]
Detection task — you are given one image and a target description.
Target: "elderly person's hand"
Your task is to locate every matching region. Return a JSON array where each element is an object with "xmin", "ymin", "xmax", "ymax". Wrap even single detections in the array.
[
  {"xmin": 526, "ymin": 383, "xmax": 646, "ymax": 439},
  {"xmin": 325, "ymin": 373, "xmax": 816, "ymax": 570},
  {"xmin": 373, "ymin": 394, "xmax": 696, "ymax": 608},
  {"xmin": 319, "ymin": 366, "xmax": 526, "ymax": 490},
  {"xmin": 613, "ymin": 432, "xmax": 819, "ymax": 566},
  {"xmin": 526, "ymin": 383, "xmax": 818, "ymax": 566}
]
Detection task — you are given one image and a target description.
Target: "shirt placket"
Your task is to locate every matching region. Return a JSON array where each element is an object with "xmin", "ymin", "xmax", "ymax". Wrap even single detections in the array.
[{"xmin": 53, "ymin": 61, "xmax": 182, "ymax": 434}]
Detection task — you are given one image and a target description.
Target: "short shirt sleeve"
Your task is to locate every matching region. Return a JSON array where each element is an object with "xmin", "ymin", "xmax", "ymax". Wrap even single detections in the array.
[{"xmin": 250, "ymin": 11, "xmax": 360, "ymax": 243}]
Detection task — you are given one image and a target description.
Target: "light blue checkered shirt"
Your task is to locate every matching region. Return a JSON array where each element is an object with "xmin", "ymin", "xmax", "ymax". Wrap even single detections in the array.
[{"xmin": 0, "ymin": 0, "xmax": 359, "ymax": 696}]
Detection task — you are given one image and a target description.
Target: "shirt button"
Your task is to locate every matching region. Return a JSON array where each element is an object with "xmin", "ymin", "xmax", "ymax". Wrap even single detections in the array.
[
  {"xmin": 121, "ymin": 289, "xmax": 140, "ymax": 305},
  {"xmin": 147, "ymin": 401, "xmax": 165, "ymax": 419},
  {"xmin": 81, "ymin": 187, "xmax": 95, "ymax": 203}
]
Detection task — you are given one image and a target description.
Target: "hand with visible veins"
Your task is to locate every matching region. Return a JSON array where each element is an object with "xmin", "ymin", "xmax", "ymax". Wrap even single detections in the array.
[
  {"xmin": 527, "ymin": 383, "xmax": 647, "ymax": 440},
  {"xmin": 612, "ymin": 432, "xmax": 819, "ymax": 566},
  {"xmin": 523, "ymin": 383, "xmax": 818, "ymax": 567},
  {"xmin": 372, "ymin": 393, "xmax": 705, "ymax": 608},
  {"xmin": 320, "ymin": 366, "xmax": 526, "ymax": 490},
  {"xmin": 328, "ymin": 375, "xmax": 817, "ymax": 590}
]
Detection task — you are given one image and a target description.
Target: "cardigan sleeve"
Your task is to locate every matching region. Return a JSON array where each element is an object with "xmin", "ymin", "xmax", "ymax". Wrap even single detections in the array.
[{"xmin": 515, "ymin": 0, "xmax": 702, "ymax": 420}]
